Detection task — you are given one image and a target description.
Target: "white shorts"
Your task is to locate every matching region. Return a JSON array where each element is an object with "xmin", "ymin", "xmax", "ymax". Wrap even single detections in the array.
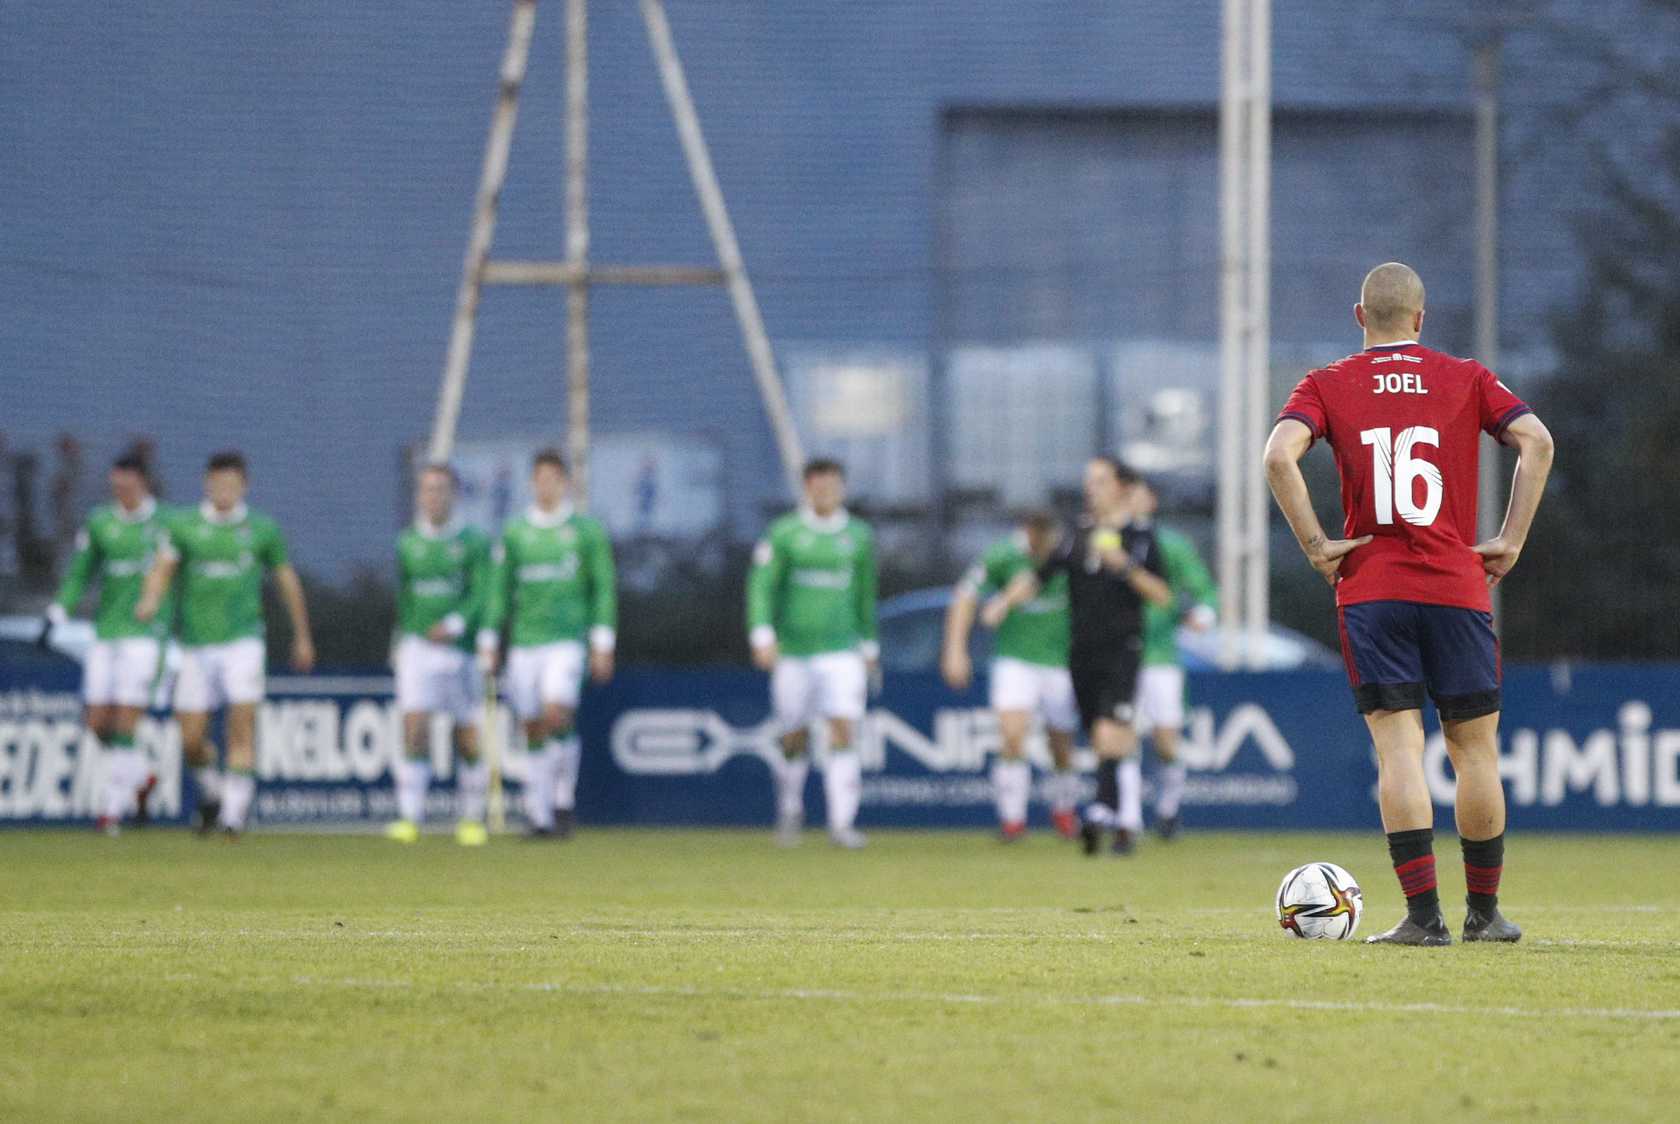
[
  {"xmin": 1134, "ymin": 664, "xmax": 1186, "ymax": 732},
  {"xmin": 82, "ymin": 637, "xmax": 162, "ymax": 709},
  {"xmin": 174, "ymin": 638, "xmax": 266, "ymax": 712},
  {"xmin": 505, "ymin": 641, "xmax": 585, "ymax": 720},
  {"xmin": 989, "ymin": 657, "xmax": 1079, "ymax": 733},
  {"xmin": 772, "ymin": 651, "xmax": 867, "ymax": 732},
  {"xmin": 394, "ymin": 635, "xmax": 479, "ymax": 725}
]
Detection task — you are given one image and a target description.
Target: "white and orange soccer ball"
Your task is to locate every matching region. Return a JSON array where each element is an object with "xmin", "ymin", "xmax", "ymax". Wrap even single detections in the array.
[{"xmin": 1275, "ymin": 862, "xmax": 1363, "ymax": 940}]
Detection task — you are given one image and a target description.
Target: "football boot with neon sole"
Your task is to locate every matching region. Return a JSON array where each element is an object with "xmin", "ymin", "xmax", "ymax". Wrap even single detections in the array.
[
  {"xmin": 384, "ymin": 819, "xmax": 420, "ymax": 844},
  {"xmin": 455, "ymin": 820, "xmax": 489, "ymax": 847}
]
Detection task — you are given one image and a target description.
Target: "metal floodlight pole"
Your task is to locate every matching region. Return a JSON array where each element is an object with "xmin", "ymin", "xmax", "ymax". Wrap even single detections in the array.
[
  {"xmin": 428, "ymin": 0, "xmax": 538, "ymax": 463},
  {"xmin": 1242, "ymin": 0, "xmax": 1272, "ymax": 668},
  {"xmin": 639, "ymin": 0, "xmax": 806, "ymax": 497},
  {"xmin": 565, "ymin": 0, "xmax": 592, "ymax": 508},
  {"xmin": 1216, "ymin": 0, "xmax": 1246, "ymax": 671},
  {"xmin": 1474, "ymin": 37, "xmax": 1503, "ymax": 625}
]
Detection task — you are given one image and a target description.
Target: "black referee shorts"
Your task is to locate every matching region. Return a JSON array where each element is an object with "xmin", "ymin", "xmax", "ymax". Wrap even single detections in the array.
[{"xmin": 1069, "ymin": 644, "xmax": 1142, "ymax": 733}]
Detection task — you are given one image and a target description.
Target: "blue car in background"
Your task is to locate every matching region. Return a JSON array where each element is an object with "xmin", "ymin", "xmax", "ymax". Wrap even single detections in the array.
[{"xmin": 876, "ymin": 589, "xmax": 1340, "ymax": 675}]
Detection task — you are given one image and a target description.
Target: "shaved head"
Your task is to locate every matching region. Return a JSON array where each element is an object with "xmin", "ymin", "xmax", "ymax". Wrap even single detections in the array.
[{"xmin": 1359, "ymin": 262, "xmax": 1426, "ymax": 332}]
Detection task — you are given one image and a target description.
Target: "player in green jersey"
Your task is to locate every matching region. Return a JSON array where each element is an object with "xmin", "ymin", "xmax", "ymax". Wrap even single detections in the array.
[
  {"xmin": 45, "ymin": 452, "xmax": 169, "ymax": 834},
  {"xmin": 137, "ymin": 450, "xmax": 314, "ymax": 837},
  {"xmin": 477, "ymin": 450, "xmax": 616, "ymax": 839},
  {"xmin": 387, "ymin": 464, "xmax": 493, "ymax": 846},
  {"xmin": 942, "ymin": 510, "xmax": 1082, "ymax": 842},
  {"xmin": 1132, "ymin": 479, "xmax": 1218, "ymax": 839},
  {"xmin": 746, "ymin": 459, "xmax": 878, "ymax": 849}
]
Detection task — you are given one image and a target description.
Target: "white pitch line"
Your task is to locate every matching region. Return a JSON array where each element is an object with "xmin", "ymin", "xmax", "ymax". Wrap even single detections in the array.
[{"xmin": 273, "ymin": 976, "xmax": 1680, "ymax": 1023}]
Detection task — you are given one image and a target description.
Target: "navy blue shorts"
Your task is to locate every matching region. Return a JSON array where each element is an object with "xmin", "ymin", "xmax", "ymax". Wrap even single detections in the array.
[{"xmin": 1337, "ymin": 601, "xmax": 1501, "ymax": 720}]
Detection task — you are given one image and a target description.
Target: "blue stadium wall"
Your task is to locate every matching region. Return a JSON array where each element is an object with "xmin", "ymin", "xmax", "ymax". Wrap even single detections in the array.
[{"xmin": 1, "ymin": 2, "xmax": 1622, "ymax": 573}]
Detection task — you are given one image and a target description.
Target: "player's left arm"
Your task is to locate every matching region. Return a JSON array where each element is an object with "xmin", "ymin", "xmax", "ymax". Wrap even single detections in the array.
[
  {"xmin": 44, "ymin": 523, "xmax": 99, "ymax": 642},
  {"xmin": 1165, "ymin": 532, "xmax": 1218, "ymax": 630},
  {"xmin": 135, "ymin": 518, "xmax": 179, "ymax": 624},
  {"xmin": 1474, "ymin": 412, "xmax": 1555, "ymax": 587},
  {"xmin": 1264, "ymin": 419, "xmax": 1372, "ymax": 586},
  {"xmin": 265, "ymin": 524, "xmax": 314, "ymax": 672},
  {"xmin": 855, "ymin": 526, "xmax": 879, "ymax": 674},
  {"xmin": 586, "ymin": 520, "xmax": 617, "ymax": 682},
  {"xmin": 983, "ymin": 537, "xmax": 1063, "ymax": 628},
  {"xmin": 1114, "ymin": 535, "xmax": 1173, "ymax": 608},
  {"xmin": 942, "ymin": 556, "xmax": 991, "ymax": 690},
  {"xmin": 454, "ymin": 532, "xmax": 491, "ymax": 644}
]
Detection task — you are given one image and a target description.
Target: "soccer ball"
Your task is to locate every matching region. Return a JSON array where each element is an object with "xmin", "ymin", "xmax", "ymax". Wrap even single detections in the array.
[{"xmin": 1275, "ymin": 862, "xmax": 1363, "ymax": 940}]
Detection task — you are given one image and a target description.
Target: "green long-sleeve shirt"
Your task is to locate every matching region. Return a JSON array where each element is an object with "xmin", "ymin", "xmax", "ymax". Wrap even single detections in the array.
[
  {"xmin": 481, "ymin": 506, "xmax": 617, "ymax": 650},
  {"xmin": 396, "ymin": 521, "xmax": 491, "ymax": 651},
  {"xmin": 747, "ymin": 508, "xmax": 877, "ymax": 658},
  {"xmin": 1141, "ymin": 524, "xmax": 1218, "ymax": 666},
  {"xmin": 53, "ymin": 498, "xmax": 171, "ymax": 641}
]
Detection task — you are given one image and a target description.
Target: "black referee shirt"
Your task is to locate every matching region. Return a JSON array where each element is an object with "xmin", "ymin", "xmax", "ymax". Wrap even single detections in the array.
[{"xmin": 1036, "ymin": 520, "xmax": 1163, "ymax": 658}]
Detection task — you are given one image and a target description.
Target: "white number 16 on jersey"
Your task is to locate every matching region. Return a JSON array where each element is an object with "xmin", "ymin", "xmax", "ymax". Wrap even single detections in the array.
[{"xmin": 1360, "ymin": 426, "xmax": 1443, "ymax": 527}]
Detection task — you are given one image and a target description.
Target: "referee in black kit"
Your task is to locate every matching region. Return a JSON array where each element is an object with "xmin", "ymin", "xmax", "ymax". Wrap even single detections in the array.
[{"xmin": 983, "ymin": 457, "xmax": 1172, "ymax": 855}]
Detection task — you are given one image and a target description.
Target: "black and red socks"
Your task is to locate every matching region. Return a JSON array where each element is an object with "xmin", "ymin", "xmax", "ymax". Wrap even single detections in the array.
[
  {"xmin": 1386, "ymin": 827, "xmax": 1440, "ymax": 924},
  {"xmin": 1095, "ymin": 758, "xmax": 1120, "ymax": 818},
  {"xmin": 1461, "ymin": 833, "xmax": 1504, "ymax": 915}
]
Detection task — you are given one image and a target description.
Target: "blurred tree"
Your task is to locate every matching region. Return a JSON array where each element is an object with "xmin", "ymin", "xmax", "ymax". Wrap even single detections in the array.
[{"xmin": 1501, "ymin": 11, "xmax": 1680, "ymax": 659}]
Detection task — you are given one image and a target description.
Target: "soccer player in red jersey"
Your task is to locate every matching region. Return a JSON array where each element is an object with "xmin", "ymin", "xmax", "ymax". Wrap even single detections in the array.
[{"xmin": 1264, "ymin": 262, "xmax": 1555, "ymax": 946}]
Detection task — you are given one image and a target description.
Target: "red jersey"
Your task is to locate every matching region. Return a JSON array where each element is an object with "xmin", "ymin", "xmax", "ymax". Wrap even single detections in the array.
[{"xmin": 1278, "ymin": 342, "xmax": 1532, "ymax": 612}]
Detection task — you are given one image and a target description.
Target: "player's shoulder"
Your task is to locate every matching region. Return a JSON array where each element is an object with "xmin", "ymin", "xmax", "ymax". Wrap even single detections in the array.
[
  {"xmin": 845, "ymin": 513, "xmax": 875, "ymax": 541},
  {"xmin": 764, "ymin": 512, "xmax": 802, "ymax": 540},
  {"xmin": 1153, "ymin": 523, "xmax": 1190, "ymax": 552},
  {"xmin": 985, "ymin": 534, "xmax": 1027, "ymax": 566},
  {"xmin": 161, "ymin": 502, "xmax": 197, "ymax": 527},
  {"xmin": 1303, "ymin": 349, "xmax": 1369, "ymax": 384},
  {"xmin": 571, "ymin": 514, "xmax": 611, "ymax": 537},
  {"xmin": 458, "ymin": 524, "xmax": 491, "ymax": 549},
  {"xmin": 246, "ymin": 508, "xmax": 282, "ymax": 535},
  {"xmin": 571, "ymin": 513, "xmax": 610, "ymax": 540},
  {"xmin": 1408, "ymin": 344, "xmax": 1490, "ymax": 381}
]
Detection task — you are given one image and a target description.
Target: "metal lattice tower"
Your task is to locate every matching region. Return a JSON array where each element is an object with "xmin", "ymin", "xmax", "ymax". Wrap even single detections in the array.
[{"xmin": 427, "ymin": 0, "xmax": 805, "ymax": 506}]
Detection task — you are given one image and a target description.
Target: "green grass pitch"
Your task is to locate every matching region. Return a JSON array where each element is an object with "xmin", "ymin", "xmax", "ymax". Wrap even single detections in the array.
[{"xmin": 4, "ymin": 828, "xmax": 1679, "ymax": 1122}]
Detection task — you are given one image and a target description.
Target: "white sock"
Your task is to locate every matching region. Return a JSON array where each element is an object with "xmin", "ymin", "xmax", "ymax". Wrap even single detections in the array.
[
  {"xmin": 992, "ymin": 758, "xmax": 1031, "ymax": 826},
  {"xmin": 102, "ymin": 747, "xmax": 145, "ymax": 819},
  {"xmin": 1051, "ymin": 768, "xmax": 1080, "ymax": 814},
  {"xmin": 456, "ymin": 760, "xmax": 488, "ymax": 823},
  {"xmin": 824, "ymin": 750, "xmax": 862, "ymax": 833},
  {"xmin": 1118, "ymin": 757, "xmax": 1143, "ymax": 833},
  {"xmin": 219, "ymin": 772, "xmax": 255, "ymax": 830},
  {"xmin": 551, "ymin": 735, "xmax": 581, "ymax": 811},
  {"xmin": 990, "ymin": 759, "xmax": 1011, "ymax": 824},
  {"xmin": 1083, "ymin": 800, "xmax": 1114, "ymax": 827},
  {"xmin": 194, "ymin": 766, "xmax": 223, "ymax": 804},
  {"xmin": 1156, "ymin": 762, "xmax": 1188, "ymax": 820},
  {"xmin": 523, "ymin": 743, "xmax": 561, "ymax": 830},
  {"xmin": 396, "ymin": 758, "xmax": 431, "ymax": 824},
  {"xmin": 775, "ymin": 755, "xmax": 810, "ymax": 820}
]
